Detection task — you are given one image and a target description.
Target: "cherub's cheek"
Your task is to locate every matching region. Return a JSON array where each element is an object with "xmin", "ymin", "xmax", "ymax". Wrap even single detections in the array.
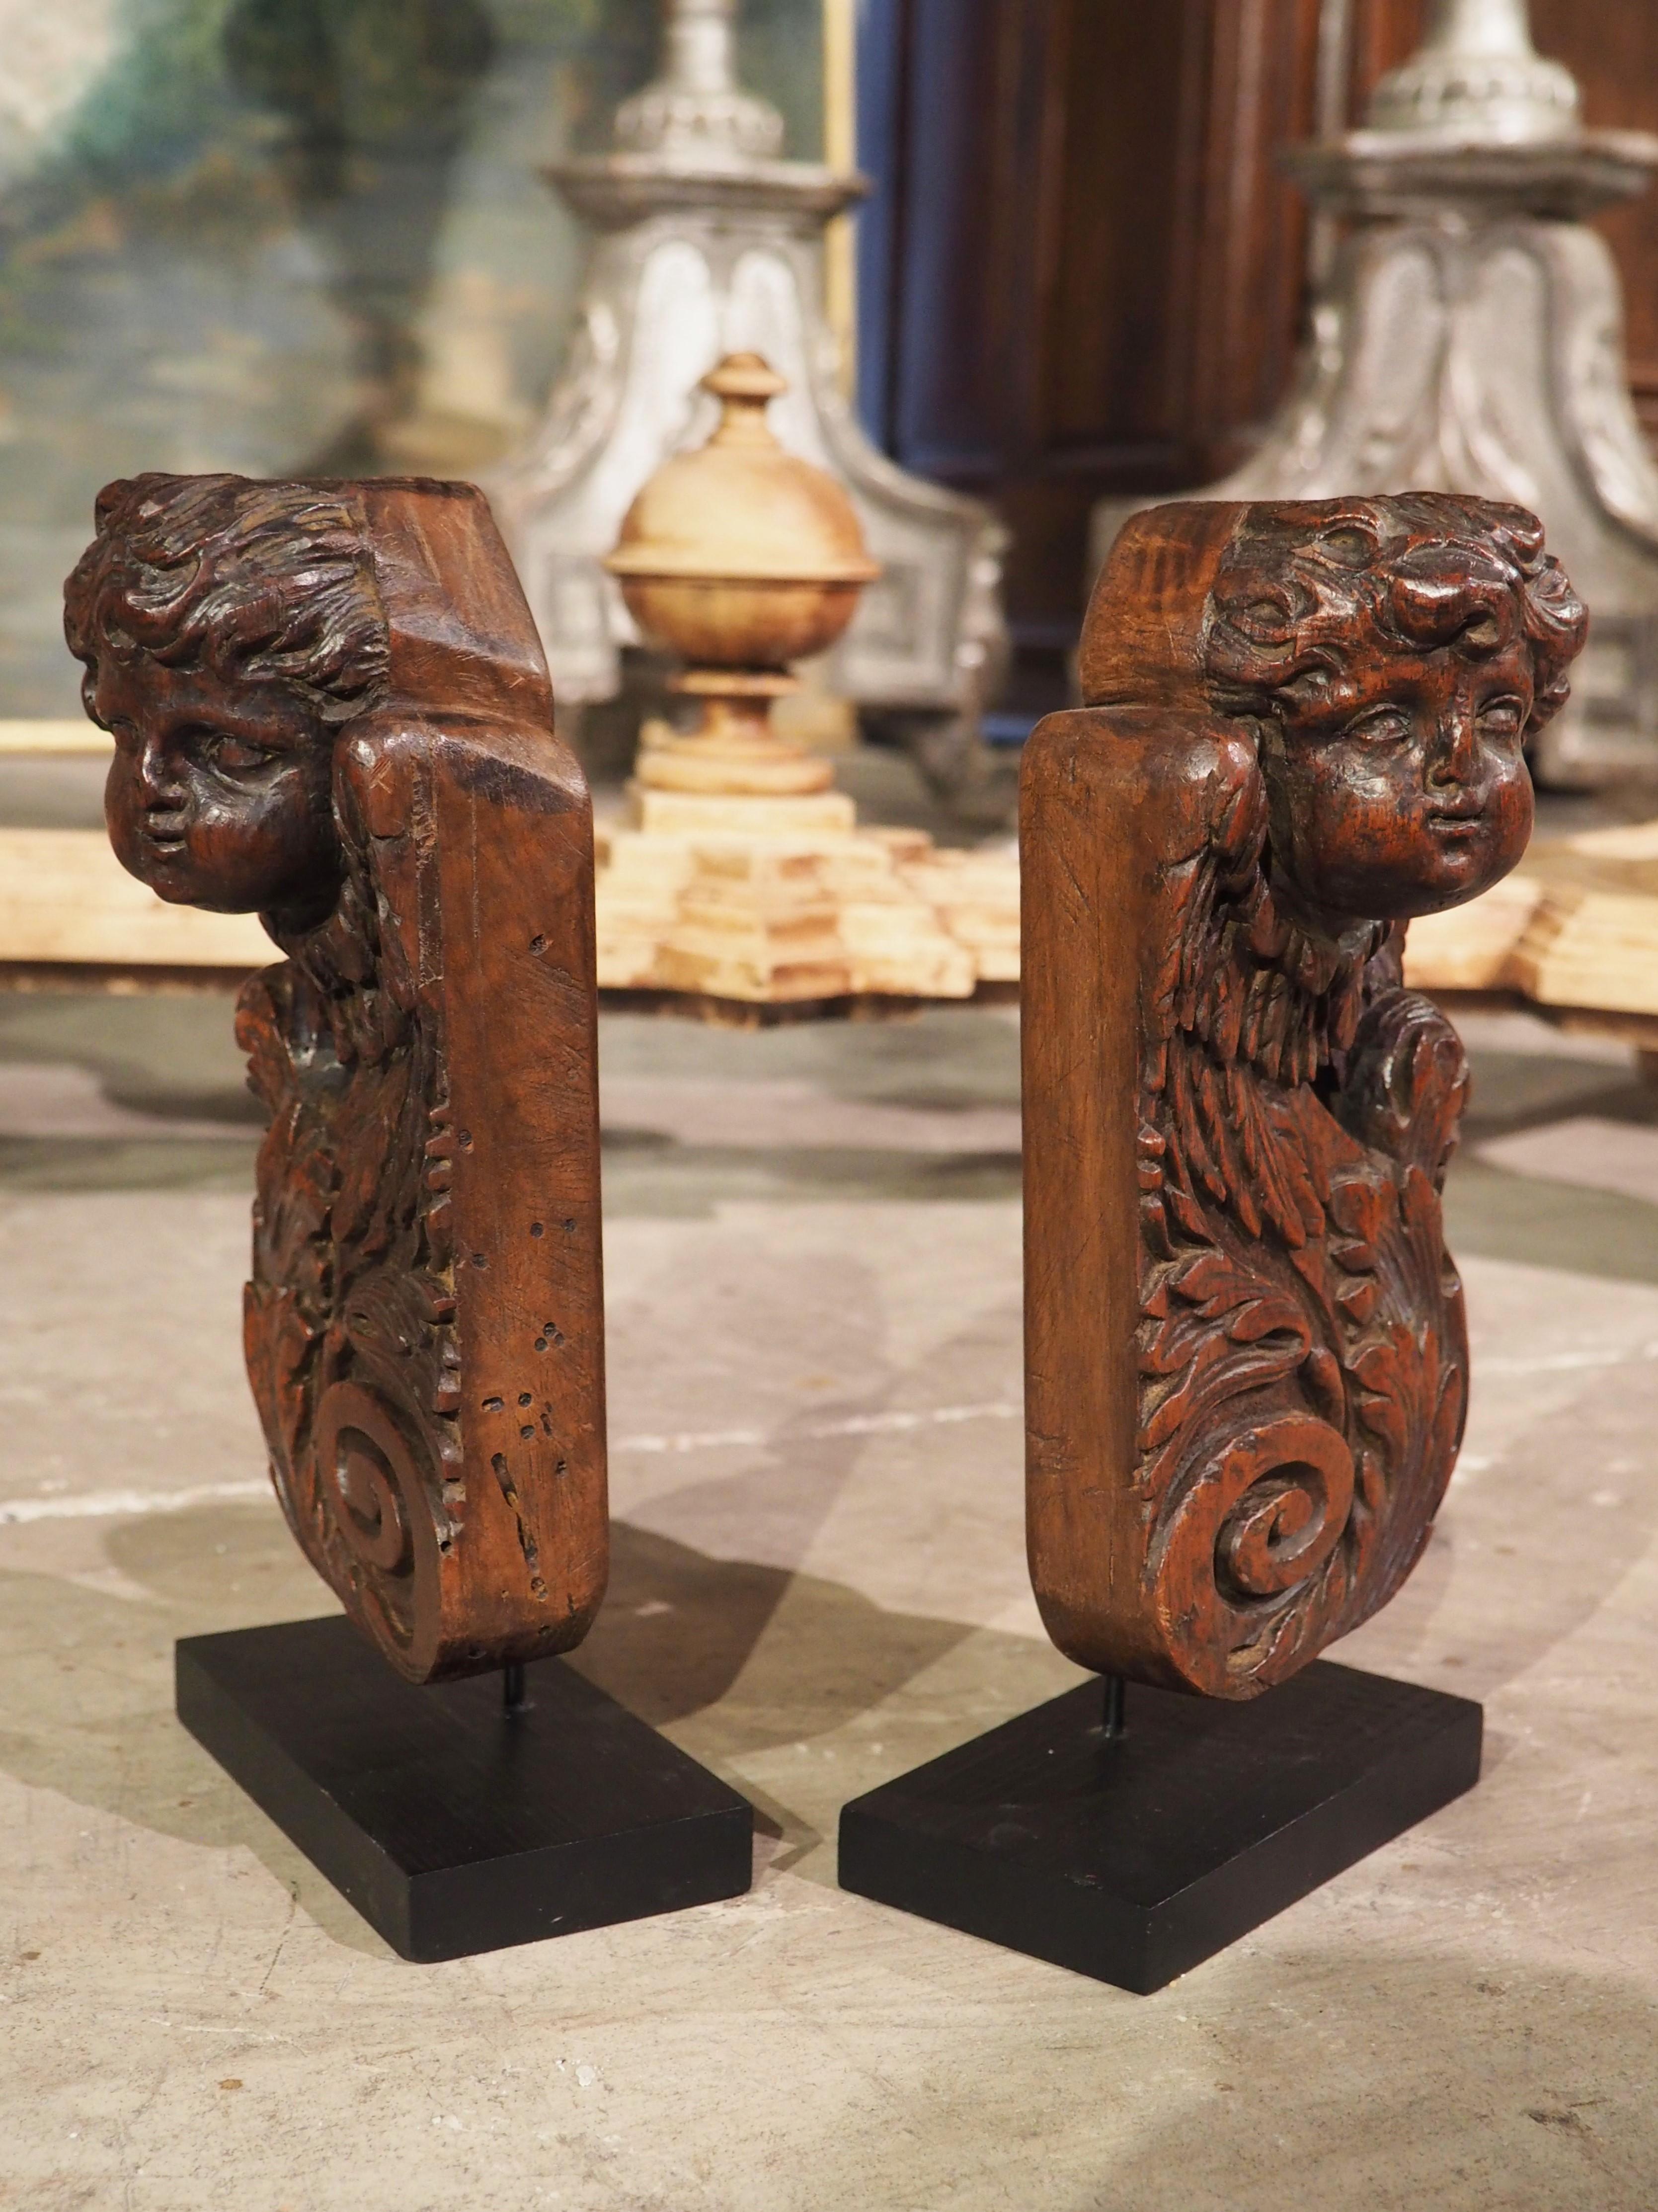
[
  {"xmin": 104, "ymin": 757, "xmax": 151, "ymax": 847},
  {"xmin": 1311, "ymin": 744, "xmax": 1403, "ymax": 819},
  {"xmin": 1310, "ymin": 768, "xmax": 1402, "ymax": 850}
]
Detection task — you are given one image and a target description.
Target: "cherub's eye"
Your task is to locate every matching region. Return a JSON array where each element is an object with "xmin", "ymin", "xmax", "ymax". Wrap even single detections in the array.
[
  {"xmin": 195, "ymin": 729, "xmax": 274, "ymax": 773},
  {"xmin": 1343, "ymin": 703, "xmax": 1412, "ymax": 746},
  {"xmin": 1477, "ymin": 695, "xmax": 1525, "ymax": 740}
]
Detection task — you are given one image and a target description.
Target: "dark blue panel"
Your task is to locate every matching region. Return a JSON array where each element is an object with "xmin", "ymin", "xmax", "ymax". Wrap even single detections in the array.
[
  {"xmin": 855, "ymin": 0, "xmax": 1045, "ymax": 479},
  {"xmin": 889, "ymin": 0, "xmax": 1011, "ymax": 471},
  {"xmin": 855, "ymin": 0, "xmax": 908, "ymax": 448}
]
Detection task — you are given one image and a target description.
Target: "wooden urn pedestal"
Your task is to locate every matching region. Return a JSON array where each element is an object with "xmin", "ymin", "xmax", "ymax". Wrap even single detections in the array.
[{"xmin": 597, "ymin": 766, "xmax": 1017, "ymax": 1010}]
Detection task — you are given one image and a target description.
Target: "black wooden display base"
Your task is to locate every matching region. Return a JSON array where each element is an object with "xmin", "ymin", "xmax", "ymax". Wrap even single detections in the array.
[
  {"xmin": 838, "ymin": 1659, "xmax": 1481, "ymax": 1994},
  {"xmin": 177, "ymin": 1616, "xmax": 753, "ymax": 1963}
]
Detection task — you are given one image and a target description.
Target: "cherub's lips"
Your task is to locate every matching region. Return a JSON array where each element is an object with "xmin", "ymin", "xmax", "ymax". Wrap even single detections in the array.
[{"xmin": 1425, "ymin": 806, "xmax": 1487, "ymax": 837}]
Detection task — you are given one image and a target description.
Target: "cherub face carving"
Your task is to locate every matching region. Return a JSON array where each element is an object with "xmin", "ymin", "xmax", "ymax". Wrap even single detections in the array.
[
  {"xmin": 1257, "ymin": 623, "xmax": 1535, "ymax": 924},
  {"xmin": 1205, "ymin": 498, "xmax": 1587, "ymax": 931},
  {"xmin": 95, "ymin": 655, "xmax": 339, "ymax": 920},
  {"xmin": 65, "ymin": 471, "xmax": 389, "ymax": 931}
]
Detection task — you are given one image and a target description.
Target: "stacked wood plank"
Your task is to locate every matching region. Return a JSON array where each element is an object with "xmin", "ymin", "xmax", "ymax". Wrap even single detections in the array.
[
  {"xmin": 593, "ymin": 787, "xmax": 1020, "ymax": 1003},
  {"xmin": 0, "ymin": 827, "xmax": 270, "ymax": 974},
  {"xmin": 1403, "ymin": 820, "xmax": 1658, "ymax": 1028}
]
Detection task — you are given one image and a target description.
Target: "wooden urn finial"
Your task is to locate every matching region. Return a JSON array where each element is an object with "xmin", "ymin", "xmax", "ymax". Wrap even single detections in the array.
[{"xmin": 605, "ymin": 349, "xmax": 878, "ymax": 798}]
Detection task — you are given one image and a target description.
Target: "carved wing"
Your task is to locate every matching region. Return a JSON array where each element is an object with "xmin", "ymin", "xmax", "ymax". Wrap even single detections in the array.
[
  {"xmin": 1135, "ymin": 735, "xmax": 1335, "ymax": 1259},
  {"xmin": 1125, "ymin": 733, "xmax": 1468, "ymax": 1694}
]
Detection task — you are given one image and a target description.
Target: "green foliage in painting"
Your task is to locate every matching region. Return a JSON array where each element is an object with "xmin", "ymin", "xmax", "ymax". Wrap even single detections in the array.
[
  {"xmin": 224, "ymin": 0, "xmax": 496, "ymax": 175},
  {"xmin": 57, "ymin": 0, "xmax": 245, "ymax": 185},
  {"xmin": 21, "ymin": 0, "xmax": 823, "ymax": 209},
  {"xmin": 0, "ymin": 0, "xmax": 827, "ymax": 710}
]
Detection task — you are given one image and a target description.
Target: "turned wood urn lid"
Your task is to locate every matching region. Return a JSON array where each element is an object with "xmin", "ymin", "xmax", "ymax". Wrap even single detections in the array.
[{"xmin": 604, "ymin": 354, "xmax": 879, "ymax": 588}]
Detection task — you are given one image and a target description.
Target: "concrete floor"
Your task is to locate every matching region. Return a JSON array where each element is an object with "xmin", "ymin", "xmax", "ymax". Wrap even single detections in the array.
[
  {"xmin": 0, "ymin": 759, "xmax": 1656, "ymax": 2209},
  {"xmin": 0, "ymin": 989, "xmax": 1654, "ymax": 2212}
]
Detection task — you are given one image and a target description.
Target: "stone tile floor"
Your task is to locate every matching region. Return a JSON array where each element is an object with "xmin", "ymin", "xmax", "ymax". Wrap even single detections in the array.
[{"xmin": 0, "ymin": 975, "xmax": 1652, "ymax": 2212}]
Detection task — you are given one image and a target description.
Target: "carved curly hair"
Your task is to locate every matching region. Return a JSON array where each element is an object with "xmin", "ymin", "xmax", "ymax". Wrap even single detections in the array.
[
  {"xmin": 1203, "ymin": 494, "xmax": 1588, "ymax": 737},
  {"xmin": 64, "ymin": 472, "xmax": 390, "ymax": 729}
]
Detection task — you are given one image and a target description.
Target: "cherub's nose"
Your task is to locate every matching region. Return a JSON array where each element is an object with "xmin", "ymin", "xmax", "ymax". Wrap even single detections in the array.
[
  {"xmin": 1426, "ymin": 708, "xmax": 1478, "ymax": 787},
  {"xmin": 137, "ymin": 735, "xmax": 184, "ymax": 805}
]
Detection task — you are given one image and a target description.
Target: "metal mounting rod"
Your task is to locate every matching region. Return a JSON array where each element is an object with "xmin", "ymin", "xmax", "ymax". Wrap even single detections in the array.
[{"xmin": 1103, "ymin": 1675, "xmax": 1126, "ymax": 1742}]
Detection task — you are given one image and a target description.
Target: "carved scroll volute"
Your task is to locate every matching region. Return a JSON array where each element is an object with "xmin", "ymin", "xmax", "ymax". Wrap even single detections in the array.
[
  {"xmin": 1021, "ymin": 495, "xmax": 1586, "ymax": 1699},
  {"xmin": 69, "ymin": 473, "xmax": 606, "ymax": 1684}
]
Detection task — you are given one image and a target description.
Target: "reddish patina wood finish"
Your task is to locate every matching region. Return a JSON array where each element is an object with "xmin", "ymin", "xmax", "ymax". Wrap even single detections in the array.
[
  {"xmin": 1021, "ymin": 495, "xmax": 1586, "ymax": 1697},
  {"xmin": 67, "ymin": 474, "xmax": 605, "ymax": 1683}
]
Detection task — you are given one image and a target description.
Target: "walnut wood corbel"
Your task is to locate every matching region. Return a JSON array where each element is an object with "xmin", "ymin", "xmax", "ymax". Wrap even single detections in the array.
[
  {"xmin": 1021, "ymin": 494, "xmax": 1587, "ymax": 1697},
  {"xmin": 68, "ymin": 473, "xmax": 605, "ymax": 1683}
]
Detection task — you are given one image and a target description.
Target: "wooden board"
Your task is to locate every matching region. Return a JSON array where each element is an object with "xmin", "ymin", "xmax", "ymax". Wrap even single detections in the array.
[
  {"xmin": 0, "ymin": 828, "xmax": 271, "ymax": 968},
  {"xmin": 0, "ymin": 719, "xmax": 113, "ymax": 755}
]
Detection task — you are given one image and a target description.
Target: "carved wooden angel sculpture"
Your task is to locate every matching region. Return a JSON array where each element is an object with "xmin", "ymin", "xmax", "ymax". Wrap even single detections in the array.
[
  {"xmin": 1022, "ymin": 495, "xmax": 1587, "ymax": 1699},
  {"xmin": 66, "ymin": 474, "xmax": 606, "ymax": 1685}
]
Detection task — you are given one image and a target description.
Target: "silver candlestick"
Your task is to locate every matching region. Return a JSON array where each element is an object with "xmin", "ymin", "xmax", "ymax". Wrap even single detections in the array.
[
  {"xmin": 1094, "ymin": 0, "xmax": 1658, "ymax": 786},
  {"xmin": 1367, "ymin": 0, "xmax": 1579, "ymax": 143},
  {"xmin": 613, "ymin": 0, "xmax": 783, "ymax": 166},
  {"xmin": 488, "ymin": 0, "xmax": 1009, "ymax": 809}
]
